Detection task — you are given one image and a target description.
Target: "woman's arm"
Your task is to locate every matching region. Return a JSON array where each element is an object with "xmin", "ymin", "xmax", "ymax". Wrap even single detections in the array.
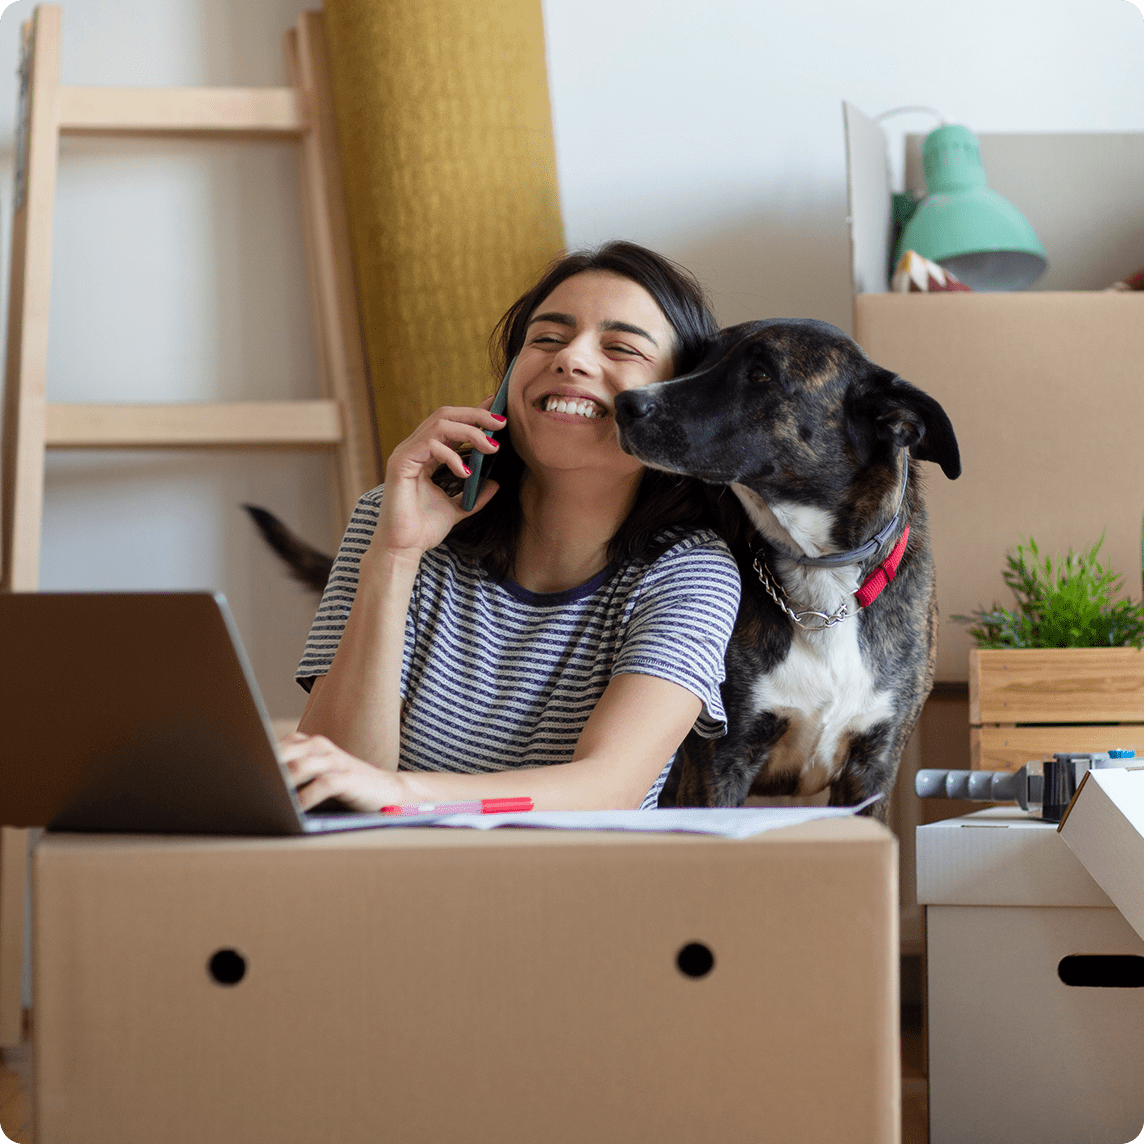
[
  {"xmin": 294, "ymin": 548, "xmax": 420, "ymax": 767},
  {"xmin": 286, "ymin": 533, "xmax": 741, "ymax": 812},
  {"xmin": 295, "ymin": 403, "xmax": 503, "ymax": 766},
  {"xmin": 281, "ymin": 672, "xmax": 701, "ymax": 811}
]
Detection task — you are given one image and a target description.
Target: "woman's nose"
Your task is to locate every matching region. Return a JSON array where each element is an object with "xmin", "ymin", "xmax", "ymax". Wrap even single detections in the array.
[{"xmin": 553, "ymin": 337, "xmax": 595, "ymax": 376}]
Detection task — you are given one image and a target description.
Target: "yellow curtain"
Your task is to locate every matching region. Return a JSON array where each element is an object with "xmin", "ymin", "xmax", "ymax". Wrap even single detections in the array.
[{"xmin": 322, "ymin": 0, "xmax": 566, "ymax": 465}]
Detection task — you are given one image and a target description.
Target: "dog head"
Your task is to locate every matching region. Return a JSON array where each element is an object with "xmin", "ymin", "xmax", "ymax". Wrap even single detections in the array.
[{"xmin": 615, "ymin": 317, "xmax": 959, "ymax": 505}]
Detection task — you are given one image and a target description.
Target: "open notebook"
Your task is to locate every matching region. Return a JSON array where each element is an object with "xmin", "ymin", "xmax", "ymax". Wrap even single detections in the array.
[{"xmin": 0, "ymin": 591, "xmax": 396, "ymax": 834}]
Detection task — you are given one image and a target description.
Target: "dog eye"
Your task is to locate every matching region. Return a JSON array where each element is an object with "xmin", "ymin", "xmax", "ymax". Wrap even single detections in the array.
[{"xmin": 750, "ymin": 369, "xmax": 771, "ymax": 384}]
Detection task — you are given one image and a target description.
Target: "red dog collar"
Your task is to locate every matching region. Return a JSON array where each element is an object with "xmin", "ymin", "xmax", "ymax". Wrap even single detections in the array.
[
  {"xmin": 796, "ymin": 454, "xmax": 910, "ymax": 570},
  {"xmin": 855, "ymin": 525, "xmax": 910, "ymax": 608}
]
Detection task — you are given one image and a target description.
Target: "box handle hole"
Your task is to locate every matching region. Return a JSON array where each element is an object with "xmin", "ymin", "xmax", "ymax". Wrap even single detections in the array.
[
  {"xmin": 676, "ymin": 942, "xmax": 715, "ymax": 978},
  {"xmin": 208, "ymin": 948, "xmax": 247, "ymax": 986},
  {"xmin": 1058, "ymin": 954, "xmax": 1144, "ymax": 988}
]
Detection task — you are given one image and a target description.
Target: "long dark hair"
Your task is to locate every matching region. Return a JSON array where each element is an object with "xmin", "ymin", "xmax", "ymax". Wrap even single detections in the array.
[{"xmin": 443, "ymin": 241, "xmax": 721, "ymax": 580}]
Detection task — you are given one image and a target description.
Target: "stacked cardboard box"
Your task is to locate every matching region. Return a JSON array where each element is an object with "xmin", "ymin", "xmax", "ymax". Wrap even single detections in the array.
[{"xmin": 844, "ymin": 105, "xmax": 1144, "ymax": 684}]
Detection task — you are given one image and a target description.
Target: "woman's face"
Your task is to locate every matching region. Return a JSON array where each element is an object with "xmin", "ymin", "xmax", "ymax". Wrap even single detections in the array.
[{"xmin": 507, "ymin": 270, "xmax": 677, "ymax": 484}]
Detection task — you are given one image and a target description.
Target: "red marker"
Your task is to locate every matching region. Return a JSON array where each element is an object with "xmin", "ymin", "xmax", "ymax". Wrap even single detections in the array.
[{"xmin": 380, "ymin": 797, "xmax": 534, "ymax": 816}]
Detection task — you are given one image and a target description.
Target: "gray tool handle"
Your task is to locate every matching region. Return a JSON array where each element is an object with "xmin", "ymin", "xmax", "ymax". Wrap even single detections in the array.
[
  {"xmin": 915, "ymin": 753, "xmax": 1131, "ymax": 810},
  {"xmin": 915, "ymin": 768, "xmax": 1022, "ymax": 802}
]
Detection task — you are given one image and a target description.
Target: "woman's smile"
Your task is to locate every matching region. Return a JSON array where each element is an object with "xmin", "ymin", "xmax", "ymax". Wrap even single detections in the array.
[{"xmin": 537, "ymin": 390, "xmax": 609, "ymax": 421}]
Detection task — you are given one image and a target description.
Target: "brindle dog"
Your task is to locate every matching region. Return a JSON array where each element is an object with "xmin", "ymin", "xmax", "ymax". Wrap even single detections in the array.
[{"xmin": 614, "ymin": 318, "xmax": 960, "ymax": 818}]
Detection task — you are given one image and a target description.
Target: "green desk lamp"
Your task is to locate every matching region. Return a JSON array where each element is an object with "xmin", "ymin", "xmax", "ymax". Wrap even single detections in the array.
[{"xmin": 893, "ymin": 124, "xmax": 1047, "ymax": 291}]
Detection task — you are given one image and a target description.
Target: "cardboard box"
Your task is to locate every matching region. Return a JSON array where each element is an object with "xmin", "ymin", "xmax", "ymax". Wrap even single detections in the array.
[
  {"xmin": 33, "ymin": 817, "xmax": 899, "ymax": 1144},
  {"xmin": 844, "ymin": 105, "xmax": 1144, "ymax": 682},
  {"xmin": 917, "ymin": 807, "xmax": 1144, "ymax": 1144}
]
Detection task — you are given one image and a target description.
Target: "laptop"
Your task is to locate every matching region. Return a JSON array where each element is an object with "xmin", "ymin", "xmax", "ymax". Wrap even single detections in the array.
[{"xmin": 0, "ymin": 591, "xmax": 400, "ymax": 835}]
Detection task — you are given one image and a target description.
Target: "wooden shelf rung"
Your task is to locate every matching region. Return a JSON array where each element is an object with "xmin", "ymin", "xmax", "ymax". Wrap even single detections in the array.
[
  {"xmin": 57, "ymin": 86, "xmax": 307, "ymax": 137},
  {"xmin": 45, "ymin": 400, "xmax": 344, "ymax": 448}
]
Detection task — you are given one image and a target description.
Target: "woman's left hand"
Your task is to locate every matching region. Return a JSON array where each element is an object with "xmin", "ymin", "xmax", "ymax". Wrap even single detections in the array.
[{"xmin": 279, "ymin": 732, "xmax": 406, "ymax": 812}]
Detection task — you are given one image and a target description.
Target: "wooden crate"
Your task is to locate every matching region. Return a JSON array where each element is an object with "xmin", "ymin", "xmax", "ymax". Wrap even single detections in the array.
[{"xmin": 969, "ymin": 647, "xmax": 1144, "ymax": 771}]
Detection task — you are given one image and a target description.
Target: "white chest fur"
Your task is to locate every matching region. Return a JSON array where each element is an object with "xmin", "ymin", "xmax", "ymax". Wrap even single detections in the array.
[
  {"xmin": 731, "ymin": 482, "xmax": 896, "ymax": 793},
  {"xmin": 750, "ymin": 620, "xmax": 895, "ymax": 794}
]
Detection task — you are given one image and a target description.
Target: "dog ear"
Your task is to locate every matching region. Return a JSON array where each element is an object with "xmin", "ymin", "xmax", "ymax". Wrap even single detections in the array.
[{"xmin": 846, "ymin": 370, "xmax": 961, "ymax": 480}]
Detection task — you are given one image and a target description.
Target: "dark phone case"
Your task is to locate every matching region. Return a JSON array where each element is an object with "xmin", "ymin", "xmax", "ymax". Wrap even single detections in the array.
[{"xmin": 461, "ymin": 356, "xmax": 515, "ymax": 512}]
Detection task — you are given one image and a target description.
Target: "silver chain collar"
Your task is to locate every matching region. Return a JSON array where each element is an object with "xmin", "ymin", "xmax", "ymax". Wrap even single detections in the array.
[
  {"xmin": 751, "ymin": 555, "xmax": 855, "ymax": 631},
  {"xmin": 750, "ymin": 454, "xmax": 910, "ymax": 629}
]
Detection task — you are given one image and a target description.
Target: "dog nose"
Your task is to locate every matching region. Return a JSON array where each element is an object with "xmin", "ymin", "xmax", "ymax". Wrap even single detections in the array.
[{"xmin": 615, "ymin": 389, "xmax": 656, "ymax": 422}]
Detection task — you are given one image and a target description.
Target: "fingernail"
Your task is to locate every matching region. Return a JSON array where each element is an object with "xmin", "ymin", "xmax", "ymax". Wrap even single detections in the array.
[
  {"xmin": 490, "ymin": 414, "xmax": 506, "ymax": 423},
  {"xmin": 462, "ymin": 464, "xmax": 471, "ymax": 475},
  {"xmin": 486, "ymin": 436, "xmax": 499, "ymax": 447}
]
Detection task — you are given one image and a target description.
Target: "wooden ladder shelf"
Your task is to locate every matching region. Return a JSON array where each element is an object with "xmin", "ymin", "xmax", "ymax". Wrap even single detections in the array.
[
  {"xmin": 0, "ymin": 5, "xmax": 380, "ymax": 1046},
  {"xmin": 1, "ymin": 4, "xmax": 379, "ymax": 592}
]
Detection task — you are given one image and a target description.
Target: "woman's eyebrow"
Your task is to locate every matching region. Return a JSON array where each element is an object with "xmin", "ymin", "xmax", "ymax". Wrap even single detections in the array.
[
  {"xmin": 527, "ymin": 310, "xmax": 576, "ymax": 329},
  {"xmin": 527, "ymin": 312, "xmax": 659, "ymax": 347},
  {"xmin": 601, "ymin": 319, "xmax": 658, "ymax": 346}
]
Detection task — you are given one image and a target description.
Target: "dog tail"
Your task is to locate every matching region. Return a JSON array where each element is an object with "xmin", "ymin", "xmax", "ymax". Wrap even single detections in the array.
[{"xmin": 243, "ymin": 505, "xmax": 334, "ymax": 593}]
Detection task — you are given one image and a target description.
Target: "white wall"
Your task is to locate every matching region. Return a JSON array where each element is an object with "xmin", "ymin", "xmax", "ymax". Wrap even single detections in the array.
[
  {"xmin": 0, "ymin": 0, "xmax": 1142, "ymax": 716},
  {"xmin": 545, "ymin": 0, "xmax": 1144, "ymax": 328}
]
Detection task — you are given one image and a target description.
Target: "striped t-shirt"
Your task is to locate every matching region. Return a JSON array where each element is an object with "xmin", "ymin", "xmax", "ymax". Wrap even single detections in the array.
[{"xmin": 297, "ymin": 486, "xmax": 741, "ymax": 808}]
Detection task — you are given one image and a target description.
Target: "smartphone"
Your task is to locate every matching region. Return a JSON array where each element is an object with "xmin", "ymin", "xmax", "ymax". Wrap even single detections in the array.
[{"xmin": 461, "ymin": 355, "xmax": 516, "ymax": 512}]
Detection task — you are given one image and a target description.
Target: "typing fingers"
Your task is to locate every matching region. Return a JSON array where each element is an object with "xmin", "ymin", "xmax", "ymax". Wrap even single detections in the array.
[{"xmin": 279, "ymin": 733, "xmax": 396, "ymax": 813}]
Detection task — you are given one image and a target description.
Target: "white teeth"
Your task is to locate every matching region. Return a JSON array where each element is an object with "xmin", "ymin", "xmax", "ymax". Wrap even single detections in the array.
[{"xmin": 543, "ymin": 396, "xmax": 605, "ymax": 419}]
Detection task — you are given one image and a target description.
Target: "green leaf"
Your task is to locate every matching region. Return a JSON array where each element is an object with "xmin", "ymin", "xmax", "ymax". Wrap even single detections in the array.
[{"xmin": 955, "ymin": 534, "xmax": 1144, "ymax": 649}]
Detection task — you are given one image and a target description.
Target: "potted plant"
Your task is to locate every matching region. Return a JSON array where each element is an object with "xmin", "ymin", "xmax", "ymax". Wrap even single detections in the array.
[{"xmin": 956, "ymin": 535, "xmax": 1144, "ymax": 771}]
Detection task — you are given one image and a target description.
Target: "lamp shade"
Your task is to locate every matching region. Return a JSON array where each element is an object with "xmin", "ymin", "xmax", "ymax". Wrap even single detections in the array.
[{"xmin": 893, "ymin": 125, "xmax": 1047, "ymax": 291}]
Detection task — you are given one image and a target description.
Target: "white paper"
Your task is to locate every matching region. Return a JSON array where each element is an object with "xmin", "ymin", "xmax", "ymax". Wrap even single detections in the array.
[{"xmin": 373, "ymin": 798, "xmax": 881, "ymax": 839}]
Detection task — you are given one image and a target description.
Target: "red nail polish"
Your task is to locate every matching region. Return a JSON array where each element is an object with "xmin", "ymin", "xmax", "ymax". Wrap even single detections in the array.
[
  {"xmin": 486, "ymin": 436, "xmax": 499, "ymax": 447},
  {"xmin": 462, "ymin": 464, "xmax": 471, "ymax": 475},
  {"xmin": 490, "ymin": 414, "xmax": 506, "ymax": 423}
]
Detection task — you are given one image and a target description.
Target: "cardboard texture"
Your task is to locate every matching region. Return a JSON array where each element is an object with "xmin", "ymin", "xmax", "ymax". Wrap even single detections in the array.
[
  {"xmin": 917, "ymin": 806, "xmax": 1113, "ymax": 908},
  {"xmin": 1059, "ymin": 766, "xmax": 1144, "ymax": 942},
  {"xmin": 33, "ymin": 818, "xmax": 899, "ymax": 1144},
  {"xmin": 918, "ymin": 809, "xmax": 1144, "ymax": 1144},
  {"xmin": 843, "ymin": 108, "xmax": 1144, "ymax": 682}
]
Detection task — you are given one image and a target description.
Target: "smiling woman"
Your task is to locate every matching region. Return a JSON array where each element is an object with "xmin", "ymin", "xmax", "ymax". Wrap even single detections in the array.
[
  {"xmin": 504, "ymin": 269, "xmax": 676, "ymax": 525},
  {"xmin": 280, "ymin": 242, "xmax": 741, "ymax": 814}
]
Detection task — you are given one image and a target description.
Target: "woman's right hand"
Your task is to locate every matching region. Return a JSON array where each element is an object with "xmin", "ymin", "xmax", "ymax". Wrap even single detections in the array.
[{"xmin": 372, "ymin": 401, "xmax": 505, "ymax": 561}]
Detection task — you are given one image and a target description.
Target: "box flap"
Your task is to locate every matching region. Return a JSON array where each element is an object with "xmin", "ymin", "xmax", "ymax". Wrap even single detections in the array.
[
  {"xmin": 842, "ymin": 102, "xmax": 892, "ymax": 295},
  {"xmin": 1058, "ymin": 767, "xmax": 1144, "ymax": 941}
]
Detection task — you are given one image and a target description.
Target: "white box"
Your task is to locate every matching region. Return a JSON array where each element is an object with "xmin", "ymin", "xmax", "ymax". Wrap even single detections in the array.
[{"xmin": 918, "ymin": 807, "xmax": 1144, "ymax": 1144}]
